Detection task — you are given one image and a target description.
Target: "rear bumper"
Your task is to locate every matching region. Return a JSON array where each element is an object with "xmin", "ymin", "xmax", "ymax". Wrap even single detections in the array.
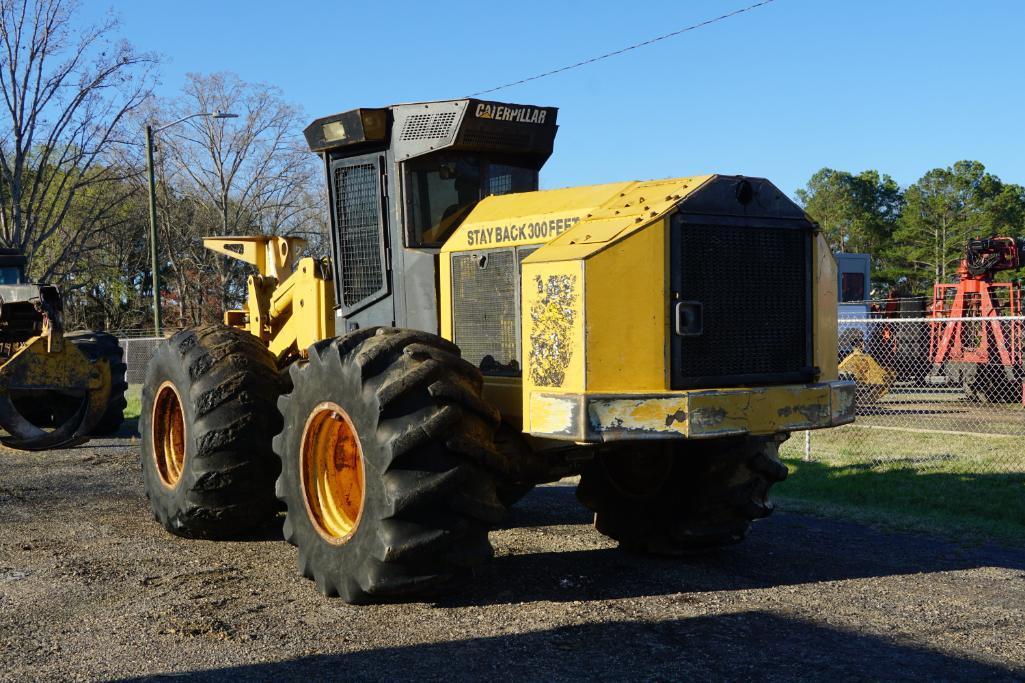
[{"xmin": 527, "ymin": 380, "xmax": 856, "ymax": 442}]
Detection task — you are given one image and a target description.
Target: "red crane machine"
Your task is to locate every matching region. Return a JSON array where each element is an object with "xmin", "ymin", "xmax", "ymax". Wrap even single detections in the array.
[{"xmin": 930, "ymin": 236, "xmax": 1025, "ymax": 403}]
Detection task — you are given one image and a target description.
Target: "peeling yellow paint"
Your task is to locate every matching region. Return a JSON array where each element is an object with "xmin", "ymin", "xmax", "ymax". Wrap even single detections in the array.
[
  {"xmin": 589, "ymin": 398, "xmax": 689, "ymax": 436},
  {"xmin": 831, "ymin": 381, "xmax": 857, "ymax": 423},
  {"xmin": 528, "ymin": 393, "xmax": 579, "ymax": 437}
]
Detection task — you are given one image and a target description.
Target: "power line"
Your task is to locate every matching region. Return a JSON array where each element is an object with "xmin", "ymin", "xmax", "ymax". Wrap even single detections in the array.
[{"xmin": 466, "ymin": 0, "xmax": 778, "ymax": 98}]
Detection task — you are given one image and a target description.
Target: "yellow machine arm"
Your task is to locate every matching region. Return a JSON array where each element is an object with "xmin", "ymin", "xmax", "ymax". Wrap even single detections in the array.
[{"xmin": 203, "ymin": 236, "xmax": 334, "ymax": 361}]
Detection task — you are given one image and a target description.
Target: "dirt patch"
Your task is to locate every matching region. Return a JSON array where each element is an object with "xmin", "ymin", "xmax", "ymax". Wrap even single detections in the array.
[{"xmin": 0, "ymin": 437, "xmax": 1023, "ymax": 681}]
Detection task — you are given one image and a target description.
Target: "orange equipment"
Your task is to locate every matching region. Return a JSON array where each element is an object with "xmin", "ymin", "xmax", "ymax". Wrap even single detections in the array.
[{"xmin": 930, "ymin": 236, "xmax": 1024, "ymax": 403}]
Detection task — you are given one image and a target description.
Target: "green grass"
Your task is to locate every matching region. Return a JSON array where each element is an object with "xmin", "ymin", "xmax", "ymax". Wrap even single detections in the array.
[
  {"xmin": 124, "ymin": 384, "xmax": 142, "ymax": 421},
  {"xmin": 778, "ymin": 426, "xmax": 1025, "ymax": 543}
]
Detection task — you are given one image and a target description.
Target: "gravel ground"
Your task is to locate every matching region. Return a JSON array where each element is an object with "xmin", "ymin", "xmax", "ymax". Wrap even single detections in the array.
[{"xmin": 1, "ymin": 430, "xmax": 1023, "ymax": 682}]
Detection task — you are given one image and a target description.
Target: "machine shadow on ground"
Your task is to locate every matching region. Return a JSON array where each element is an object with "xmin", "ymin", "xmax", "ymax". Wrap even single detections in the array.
[
  {"xmin": 121, "ymin": 611, "xmax": 1019, "ymax": 682},
  {"xmin": 4, "ymin": 443, "xmax": 1022, "ymax": 609},
  {"xmin": 452, "ymin": 483, "xmax": 1025, "ymax": 607}
]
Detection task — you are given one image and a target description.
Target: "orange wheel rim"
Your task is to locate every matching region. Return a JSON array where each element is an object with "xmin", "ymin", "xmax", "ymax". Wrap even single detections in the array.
[
  {"xmin": 152, "ymin": 381, "xmax": 186, "ymax": 489},
  {"xmin": 300, "ymin": 402, "xmax": 365, "ymax": 544}
]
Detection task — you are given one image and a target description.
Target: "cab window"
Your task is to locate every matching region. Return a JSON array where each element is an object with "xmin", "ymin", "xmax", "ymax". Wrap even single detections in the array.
[
  {"xmin": 841, "ymin": 272, "xmax": 866, "ymax": 302},
  {"xmin": 0, "ymin": 266, "xmax": 23, "ymax": 284},
  {"xmin": 404, "ymin": 154, "xmax": 537, "ymax": 247}
]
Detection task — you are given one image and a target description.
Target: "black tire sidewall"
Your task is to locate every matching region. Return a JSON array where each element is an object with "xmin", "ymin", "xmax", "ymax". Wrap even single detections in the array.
[
  {"xmin": 277, "ymin": 349, "xmax": 386, "ymax": 591},
  {"xmin": 139, "ymin": 339, "xmax": 203, "ymax": 525}
]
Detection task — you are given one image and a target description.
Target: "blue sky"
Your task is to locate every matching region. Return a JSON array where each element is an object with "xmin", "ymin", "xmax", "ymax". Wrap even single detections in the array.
[{"xmin": 84, "ymin": 0, "xmax": 1025, "ymax": 197}]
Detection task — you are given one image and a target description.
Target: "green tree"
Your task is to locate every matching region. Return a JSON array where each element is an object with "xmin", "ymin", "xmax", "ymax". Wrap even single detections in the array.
[
  {"xmin": 893, "ymin": 161, "xmax": 1018, "ymax": 291},
  {"xmin": 796, "ymin": 168, "xmax": 904, "ymax": 290},
  {"xmin": 796, "ymin": 168, "xmax": 903, "ymax": 253}
]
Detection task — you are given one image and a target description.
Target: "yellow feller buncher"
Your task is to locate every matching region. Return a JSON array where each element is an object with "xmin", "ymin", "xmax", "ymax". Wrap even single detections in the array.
[
  {"xmin": 139, "ymin": 99, "xmax": 855, "ymax": 602},
  {"xmin": 0, "ymin": 249, "xmax": 127, "ymax": 450}
]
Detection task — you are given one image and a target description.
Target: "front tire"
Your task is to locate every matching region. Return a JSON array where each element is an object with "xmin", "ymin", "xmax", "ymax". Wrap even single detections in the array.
[
  {"xmin": 139, "ymin": 325, "xmax": 284, "ymax": 539},
  {"xmin": 274, "ymin": 328, "xmax": 505, "ymax": 603},
  {"xmin": 576, "ymin": 436, "xmax": 788, "ymax": 555}
]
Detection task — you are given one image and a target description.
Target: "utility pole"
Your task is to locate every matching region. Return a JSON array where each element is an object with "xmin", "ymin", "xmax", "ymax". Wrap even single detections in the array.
[
  {"xmin": 145, "ymin": 124, "xmax": 162, "ymax": 337},
  {"xmin": 145, "ymin": 110, "xmax": 238, "ymax": 337}
]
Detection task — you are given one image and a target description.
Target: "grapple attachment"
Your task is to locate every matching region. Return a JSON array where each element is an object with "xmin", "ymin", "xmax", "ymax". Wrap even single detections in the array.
[{"xmin": 0, "ymin": 335, "xmax": 111, "ymax": 450}]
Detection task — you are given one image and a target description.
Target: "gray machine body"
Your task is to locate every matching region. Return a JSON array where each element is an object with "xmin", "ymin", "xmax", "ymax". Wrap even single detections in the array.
[{"xmin": 305, "ymin": 99, "xmax": 559, "ymax": 335}]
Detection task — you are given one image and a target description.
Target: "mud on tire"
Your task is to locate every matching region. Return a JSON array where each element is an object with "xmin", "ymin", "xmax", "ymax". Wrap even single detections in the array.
[
  {"xmin": 274, "ymin": 327, "xmax": 506, "ymax": 603},
  {"xmin": 139, "ymin": 324, "xmax": 285, "ymax": 539},
  {"xmin": 576, "ymin": 436, "xmax": 789, "ymax": 555}
]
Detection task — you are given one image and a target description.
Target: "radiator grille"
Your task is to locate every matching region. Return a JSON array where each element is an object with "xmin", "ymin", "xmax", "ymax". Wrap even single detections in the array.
[
  {"xmin": 451, "ymin": 249, "xmax": 521, "ymax": 374},
  {"xmin": 333, "ymin": 163, "xmax": 384, "ymax": 307},
  {"xmin": 672, "ymin": 219, "xmax": 810, "ymax": 388}
]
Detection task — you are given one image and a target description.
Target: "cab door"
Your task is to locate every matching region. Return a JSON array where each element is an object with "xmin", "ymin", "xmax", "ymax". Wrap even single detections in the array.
[{"xmin": 329, "ymin": 152, "xmax": 394, "ymax": 330}]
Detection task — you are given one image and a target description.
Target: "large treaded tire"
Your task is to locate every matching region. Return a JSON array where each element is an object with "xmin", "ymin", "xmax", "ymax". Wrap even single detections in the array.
[
  {"xmin": 139, "ymin": 324, "xmax": 285, "ymax": 539},
  {"xmin": 274, "ymin": 327, "xmax": 506, "ymax": 603},
  {"xmin": 65, "ymin": 331, "xmax": 128, "ymax": 435},
  {"xmin": 576, "ymin": 436, "xmax": 788, "ymax": 555}
]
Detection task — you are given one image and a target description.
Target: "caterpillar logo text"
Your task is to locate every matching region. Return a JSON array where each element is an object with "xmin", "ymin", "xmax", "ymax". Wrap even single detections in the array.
[{"xmin": 475, "ymin": 103, "xmax": 548, "ymax": 124}]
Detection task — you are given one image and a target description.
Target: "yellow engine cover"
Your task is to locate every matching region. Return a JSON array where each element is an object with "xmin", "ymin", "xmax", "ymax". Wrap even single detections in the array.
[{"xmin": 440, "ymin": 175, "xmax": 851, "ymax": 442}]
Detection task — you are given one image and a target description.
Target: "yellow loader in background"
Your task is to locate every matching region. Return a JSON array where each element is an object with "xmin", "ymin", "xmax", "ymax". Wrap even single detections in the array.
[
  {"xmin": 139, "ymin": 99, "xmax": 855, "ymax": 603},
  {"xmin": 0, "ymin": 248, "xmax": 126, "ymax": 450}
]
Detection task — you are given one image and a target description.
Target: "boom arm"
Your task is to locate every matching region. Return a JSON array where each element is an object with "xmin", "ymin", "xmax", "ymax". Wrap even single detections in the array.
[{"xmin": 203, "ymin": 236, "xmax": 335, "ymax": 361}]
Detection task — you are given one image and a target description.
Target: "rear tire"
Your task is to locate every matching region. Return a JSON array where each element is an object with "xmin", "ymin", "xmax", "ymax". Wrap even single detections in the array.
[
  {"xmin": 576, "ymin": 436, "xmax": 788, "ymax": 554},
  {"xmin": 64, "ymin": 331, "xmax": 128, "ymax": 435},
  {"xmin": 965, "ymin": 364, "xmax": 1018, "ymax": 403},
  {"xmin": 274, "ymin": 327, "xmax": 505, "ymax": 603},
  {"xmin": 139, "ymin": 324, "xmax": 284, "ymax": 539}
]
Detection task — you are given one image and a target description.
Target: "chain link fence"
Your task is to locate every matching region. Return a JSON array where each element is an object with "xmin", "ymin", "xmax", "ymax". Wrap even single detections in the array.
[
  {"xmin": 120, "ymin": 336, "xmax": 165, "ymax": 384},
  {"xmin": 780, "ymin": 315, "xmax": 1025, "ymax": 474}
]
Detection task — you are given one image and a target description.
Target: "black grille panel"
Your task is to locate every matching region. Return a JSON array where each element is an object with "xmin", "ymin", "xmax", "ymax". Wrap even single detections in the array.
[
  {"xmin": 671, "ymin": 218, "xmax": 810, "ymax": 388},
  {"xmin": 451, "ymin": 248, "xmax": 528, "ymax": 375},
  {"xmin": 333, "ymin": 163, "xmax": 384, "ymax": 308}
]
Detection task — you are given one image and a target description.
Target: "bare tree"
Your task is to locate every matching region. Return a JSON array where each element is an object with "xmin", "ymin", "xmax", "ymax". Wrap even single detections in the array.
[
  {"xmin": 0, "ymin": 0, "xmax": 156, "ymax": 278},
  {"xmin": 154, "ymin": 72, "xmax": 324, "ymax": 322}
]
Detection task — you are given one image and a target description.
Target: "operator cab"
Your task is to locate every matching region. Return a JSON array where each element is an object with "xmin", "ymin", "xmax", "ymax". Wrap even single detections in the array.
[
  {"xmin": 304, "ymin": 99, "xmax": 557, "ymax": 335},
  {"xmin": 0, "ymin": 249, "xmax": 27, "ymax": 285}
]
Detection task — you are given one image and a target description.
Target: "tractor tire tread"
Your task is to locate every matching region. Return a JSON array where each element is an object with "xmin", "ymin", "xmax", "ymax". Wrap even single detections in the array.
[
  {"xmin": 578, "ymin": 437, "xmax": 788, "ymax": 555},
  {"xmin": 274, "ymin": 327, "xmax": 503, "ymax": 603},
  {"xmin": 140, "ymin": 324, "xmax": 284, "ymax": 539}
]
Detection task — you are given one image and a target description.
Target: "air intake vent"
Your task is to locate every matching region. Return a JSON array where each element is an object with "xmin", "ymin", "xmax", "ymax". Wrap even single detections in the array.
[
  {"xmin": 459, "ymin": 129, "xmax": 531, "ymax": 148},
  {"xmin": 333, "ymin": 162, "xmax": 385, "ymax": 308},
  {"xmin": 400, "ymin": 111, "xmax": 457, "ymax": 141}
]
